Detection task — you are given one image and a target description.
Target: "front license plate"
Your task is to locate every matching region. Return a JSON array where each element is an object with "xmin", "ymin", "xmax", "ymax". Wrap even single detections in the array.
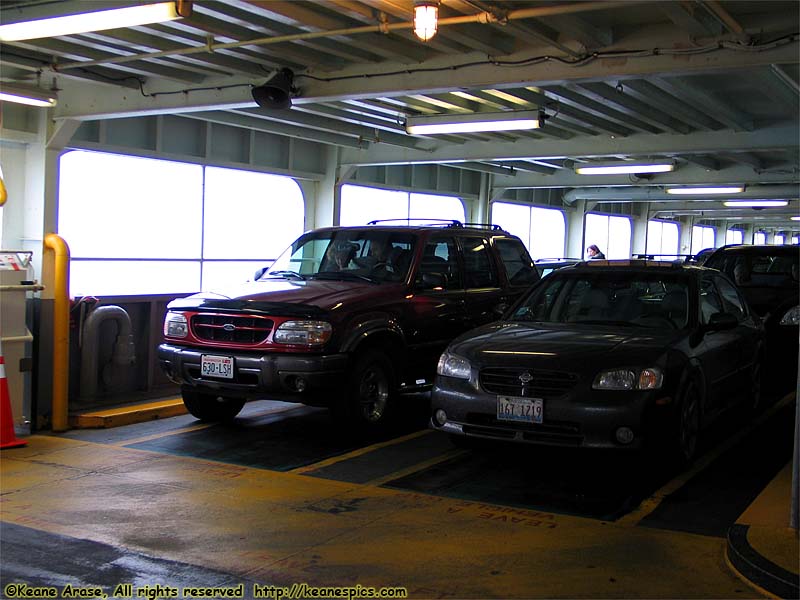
[
  {"xmin": 201, "ymin": 355, "xmax": 233, "ymax": 379},
  {"xmin": 497, "ymin": 396, "xmax": 543, "ymax": 424}
]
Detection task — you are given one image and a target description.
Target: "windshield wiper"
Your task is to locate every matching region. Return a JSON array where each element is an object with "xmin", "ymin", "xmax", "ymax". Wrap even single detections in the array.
[
  {"xmin": 310, "ymin": 271, "xmax": 378, "ymax": 284},
  {"xmin": 570, "ymin": 319, "xmax": 643, "ymax": 327},
  {"xmin": 267, "ymin": 270, "xmax": 305, "ymax": 280}
]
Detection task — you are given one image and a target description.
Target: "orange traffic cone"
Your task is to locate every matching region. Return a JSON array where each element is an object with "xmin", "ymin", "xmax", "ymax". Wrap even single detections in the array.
[{"xmin": 0, "ymin": 342, "xmax": 26, "ymax": 449}]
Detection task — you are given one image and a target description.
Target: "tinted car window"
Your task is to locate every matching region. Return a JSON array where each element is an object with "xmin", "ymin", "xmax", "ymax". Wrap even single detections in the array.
[
  {"xmin": 700, "ymin": 277, "xmax": 724, "ymax": 324},
  {"xmin": 417, "ymin": 237, "xmax": 462, "ymax": 289},
  {"xmin": 511, "ymin": 272, "xmax": 689, "ymax": 329},
  {"xmin": 707, "ymin": 250, "xmax": 799, "ymax": 289},
  {"xmin": 495, "ymin": 238, "xmax": 538, "ymax": 286},
  {"xmin": 716, "ymin": 276, "xmax": 747, "ymax": 321},
  {"xmin": 461, "ymin": 237, "xmax": 498, "ymax": 289}
]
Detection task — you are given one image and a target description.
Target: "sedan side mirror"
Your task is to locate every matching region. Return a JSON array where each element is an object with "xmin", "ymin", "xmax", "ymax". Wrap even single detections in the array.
[
  {"xmin": 705, "ymin": 312, "xmax": 738, "ymax": 331},
  {"xmin": 419, "ymin": 272, "xmax": 447, "ymax": 290}
]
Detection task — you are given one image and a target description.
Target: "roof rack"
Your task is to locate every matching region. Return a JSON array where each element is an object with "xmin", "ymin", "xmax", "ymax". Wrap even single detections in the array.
[
  {"xmin": 366, "ymin": 218, "xmax": 504, "ymax": 231},
  {"xmin": 367, "ymin": 218, "xmax": 461, "ymax": 227}
]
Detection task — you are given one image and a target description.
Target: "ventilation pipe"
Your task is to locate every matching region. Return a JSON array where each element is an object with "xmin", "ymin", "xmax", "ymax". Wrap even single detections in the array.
[
  {"xmin": 563, "ymin": 185, "xmax": 800, "ymax": 205},
  {"xmin": 79, "ymin": 305, "xmax": 136, "ymax": 403}
]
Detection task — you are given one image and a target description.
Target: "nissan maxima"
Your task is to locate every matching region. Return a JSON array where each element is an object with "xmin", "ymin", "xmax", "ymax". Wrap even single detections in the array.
[{"xmin": 431, "ymin": 261, "xmax": 764, "ymax": 463}]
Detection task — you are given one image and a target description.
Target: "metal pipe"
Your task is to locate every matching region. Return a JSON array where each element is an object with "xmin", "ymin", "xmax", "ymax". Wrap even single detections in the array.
[
  {"xmin": 0, "ymin": 284, "xmax": 45, "ymax": 292},
  {"xmin": 43, "ymin": 233, "xmax": 70, "ymax": 432},
  {"xmin": 79, "ymin": 306, "xmax": 135, "ymax": 402},
  {"xmin": 54, "ymin": 1, "xmax": 638, "ymax": 71}
]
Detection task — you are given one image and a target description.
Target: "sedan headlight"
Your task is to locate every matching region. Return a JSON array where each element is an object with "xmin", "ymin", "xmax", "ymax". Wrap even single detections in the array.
[
  {"xmin": 163, "ymin": 312, "xmax": 188, "ymax": 338},
  {"xmin": 593, "ymin": 367, "xmax": 663, "ymax": 390},
  {"xmin": 437, "ymin": 352, "xmax": 472, "ymax": 379},
  {"xmin": 779, "ymin": 306, "xmax": 799, "ymax": 326},
  {"xmin": 274, "ymin": 320, "xmax": 332, "ymax": 345}
]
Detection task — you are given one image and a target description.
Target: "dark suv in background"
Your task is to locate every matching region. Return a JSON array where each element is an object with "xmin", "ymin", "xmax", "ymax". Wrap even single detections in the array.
[
  {"xmin": 158, "ymin": 221, "xmax": 540, "ymax": 428},
  {"xmin": 704, "ymin": 244, "xmax": 798, "ymax": 393}
]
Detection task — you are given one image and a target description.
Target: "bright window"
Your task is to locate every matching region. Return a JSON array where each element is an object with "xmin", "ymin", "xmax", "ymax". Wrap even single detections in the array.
[
  {"xmin": 59, "ymin": 151, "xmax": 304, "ymax": 295},
  {"xmin": 691, "ymin": 225, "xmax": 716, "ymax": 256},
  {"xmin": 490, "ymin": 203, "xmax": 566, "ymax": 259},
  {"xmin": 340, "ymin": 184, "xmax": 465, "ymax": 226},
  {"xmin": 792, "ymin": 236, "xmax": 799, "ymax": 244},
  {"xmin": 647, "ymin": 220, "xmax": 679, "ymax": 260},
  {"xmin": 754, "ymin": 231, "xmax": 767, "ymax": 245},
  {"xmin": 584, "ymin": 213, "xmax": 631, "ymax": 259},
  {"xmin": 726, "ymin": 229, "xmax": 743, "ymax": 245},
  {"xmin": 774, "ymin": 234, "xmax": 785, "ymax": 245}
]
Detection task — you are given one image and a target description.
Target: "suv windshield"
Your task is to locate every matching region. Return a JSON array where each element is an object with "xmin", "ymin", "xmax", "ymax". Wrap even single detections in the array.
[
  {"xmin": 510, "ymin": 272, "xmax": 690, "ymax": 329},
  {"xmin": 263, "ymin": 230, "xmax": 417, "ymax": 283}
]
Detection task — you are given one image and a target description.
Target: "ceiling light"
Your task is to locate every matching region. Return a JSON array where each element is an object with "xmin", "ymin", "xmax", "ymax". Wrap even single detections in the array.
[
  {"xmin": 414, "ymin": 1, "xmax": 439, "ymax": 42},
  {"xmin": 0, "ymin": 82, "xmax": 57, "ymax": 107},
  {"xmin": 0, "ymin": 1, "xmax": 191, "ymax": 41},
  {"xmin": 723, "ymin": 200, "xmax": 789, "ymax": 207},
  {"xmin": 666, "ymin": 186, "xmax": 745, "ymax": 195},
  {"xmin": 574, "ymin": 161, "xmax": 675, "ymax": 175},
  {"xmin": 406, "ymin": 110, "xmax": 541, "ymax": 135},
  {"xmin": 791, "ymin": 216, "xmax": 800, "ymax": 221}
]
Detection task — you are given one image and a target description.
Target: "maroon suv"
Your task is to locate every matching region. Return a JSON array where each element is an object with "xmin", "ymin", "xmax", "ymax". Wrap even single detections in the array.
[{"xmin": 158, "ymin": 221, "xmax": 539, "ymax": 427}]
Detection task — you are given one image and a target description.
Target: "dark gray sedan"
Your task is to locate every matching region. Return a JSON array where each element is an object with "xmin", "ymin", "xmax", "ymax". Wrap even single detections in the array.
[{"xmin": 430, "ymin": 261, "xmax": 764, "ymax": 463}]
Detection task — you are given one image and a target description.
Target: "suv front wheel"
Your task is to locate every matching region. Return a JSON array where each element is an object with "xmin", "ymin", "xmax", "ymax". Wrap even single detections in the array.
[
  {"xmin": 337, "ymin": 351, "xmax": 395, "ymax": 428},
  {"xmin": 182, "ymin": 390, "xmax": 246, "ymax": 422}
]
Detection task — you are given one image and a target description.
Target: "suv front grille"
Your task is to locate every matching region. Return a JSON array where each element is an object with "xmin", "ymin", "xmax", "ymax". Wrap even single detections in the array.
[
  {"xmin": 479, "ymin": 367, "xmax": 578, "ymax": 398},
  {"xmin": 191, "ymin": 314, "xmax": 273, "ymax": 344}
]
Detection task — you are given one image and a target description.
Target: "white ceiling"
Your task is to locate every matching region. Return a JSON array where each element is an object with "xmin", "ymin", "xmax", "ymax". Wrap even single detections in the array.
[{"xmin": 1, "ymin": 0, "xmax": 798, "ymax": 229}]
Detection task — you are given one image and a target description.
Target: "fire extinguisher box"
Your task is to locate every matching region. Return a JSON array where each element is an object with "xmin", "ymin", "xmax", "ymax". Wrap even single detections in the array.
[{"xmin": 0, "ymin": 251, "xmax": 38, "ymax": 428}]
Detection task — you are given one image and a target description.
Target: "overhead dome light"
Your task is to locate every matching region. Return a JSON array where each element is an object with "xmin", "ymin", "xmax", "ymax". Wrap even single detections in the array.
[
  {"xmin": 723, "ymin": 200, "xmax": 789, "ymax": 207},
  {"xmin": 666, "ymin": 186, "xmax": 745, "ymax": 195},
  {"xmin": 414, "ymin": 0, "xmax": 439, "ymax": 42},
  {"xmin": 574, "ymin": 160, "xmax": 675, "ymax": 175}
]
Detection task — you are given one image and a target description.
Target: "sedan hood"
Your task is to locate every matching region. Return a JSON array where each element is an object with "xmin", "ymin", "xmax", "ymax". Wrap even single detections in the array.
[
  {"xmin": 451, "ymin": 322, "xmax": 678, "ymax": 368},
  {"xmin": 168, "ymin": 277, "xmax": 399, "ymax": 317}
]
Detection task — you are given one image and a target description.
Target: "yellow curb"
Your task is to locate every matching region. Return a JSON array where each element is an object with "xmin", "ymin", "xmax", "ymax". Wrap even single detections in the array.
[{"xmin": 69, "ymin": 398, "xmax": 187, "ymax": 429}]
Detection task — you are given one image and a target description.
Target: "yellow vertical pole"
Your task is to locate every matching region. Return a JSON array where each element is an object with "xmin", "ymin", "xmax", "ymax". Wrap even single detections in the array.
[{"xmin": 44, "ymin": 234, "xmax": 70, "ymax": 432}]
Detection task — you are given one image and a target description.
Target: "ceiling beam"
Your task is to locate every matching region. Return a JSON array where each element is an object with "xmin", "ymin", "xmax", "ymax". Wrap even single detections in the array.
[
  {"xmin": 48, "ymin": 36, "xmax": 800, "ymax": 120},
  {"xmin": 339, "ymin": 125, "xmax": 798, "ymax": 166}
]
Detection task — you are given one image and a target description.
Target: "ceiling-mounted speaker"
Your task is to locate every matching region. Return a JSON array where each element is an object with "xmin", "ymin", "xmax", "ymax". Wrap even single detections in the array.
[{"xmin": 251, "ymin": 68, "xmax": 295, "ymax": 110}]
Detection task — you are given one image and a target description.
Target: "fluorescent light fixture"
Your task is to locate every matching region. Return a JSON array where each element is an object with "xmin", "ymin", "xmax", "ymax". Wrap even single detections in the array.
[
  {"xmin": 0, "ymin": 82, "xmax": 57, "ymax": 107},
  {"xmin": 723, "ymin": 200, "xmax": 789, "ymax": 207},
  {"xmin": 791, "ymin": 216, "xmax": 800, "ymax": 221},
  {"xmin": 574, "ymin": 161, "xmax": 675, "ymax": 175},
  {"xmin": 406, "ymin": 110, "xmax": 541, "ymax": 135},
  {"xmin": 0, "ymin": 1, "xmax": 189, "ymax": 41},
  {"xmin": 666, "ymin": 186, "xmax": 745, "ymax": 195},
  {"xmin": 414, "ymin": 1, "xmax": 439, "ymax": 42}
]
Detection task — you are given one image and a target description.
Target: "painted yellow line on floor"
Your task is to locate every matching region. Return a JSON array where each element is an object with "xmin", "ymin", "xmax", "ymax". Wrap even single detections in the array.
[
  {"xmin": 110, "ymin": 403, "xmax": 306, "ymax": 447},
  {"xmin": 289, "ymin": 429, "xmax": 433, "ymax": 475},
  {"xmin": 364, "ymin": 447, "xmax": 467, "ymax": 487},
  {"xmin": 618, "ymin": 391, "xmax": 796, "ymax": 526}
]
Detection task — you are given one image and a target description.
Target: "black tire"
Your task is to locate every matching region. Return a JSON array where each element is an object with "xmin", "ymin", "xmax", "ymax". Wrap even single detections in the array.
[
  {"xmin": 673, "ymin": 380, "xmax": 701, "ymax": 465},
  {"xmin": 339, "ymin": 351, "xmax": 395, "ymax": 428},
  {"xmin": 182, "ymin": 390, "xmax": 245, "ymax": 422}
]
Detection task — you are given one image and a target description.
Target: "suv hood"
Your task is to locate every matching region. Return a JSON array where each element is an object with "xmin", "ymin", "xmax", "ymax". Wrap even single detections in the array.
[
  {"xmin": 451, "ymin": 322, "xmax": 677, "ymax": 367},
  {"xmin": 168, "ymin": 277, "xmax": 400, "ymax": 317}
]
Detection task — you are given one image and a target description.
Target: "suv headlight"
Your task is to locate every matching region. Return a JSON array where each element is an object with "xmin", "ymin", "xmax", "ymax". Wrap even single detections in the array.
[
  {"xmin": 593, "ymin": 367, "xmax": 663, "ymax": 390},
  {"xmin": 163, "ymin": 312, "xmax": 188, "ymax": 338},
  {"xmin": 779, "ymin": 306, "xmax": 799, "ymax": 326},
  {"xmin": 274, "ymin": 320, "xmax": 332, "ymax": 345},
  {"xmin": 437, "ymin": 352, "xmax": 471, "ymax": 379}
]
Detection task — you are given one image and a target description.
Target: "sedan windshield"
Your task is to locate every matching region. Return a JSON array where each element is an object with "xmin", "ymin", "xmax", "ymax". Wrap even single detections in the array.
[
  {"xmin": 510, "ymin": 272, "xmax": 690, "ymax": 329},
  {"xmin": 263, "ymin": 230, "xmax": 416, "ymax": 283}
]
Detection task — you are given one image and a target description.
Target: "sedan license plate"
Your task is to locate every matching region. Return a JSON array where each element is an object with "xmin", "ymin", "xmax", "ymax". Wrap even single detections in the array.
[
  {"xmin": 201, "ymin": 355, "xmax": 233, "ymax": 379},
  {"xmin": 497, "ymin": 396, "xmax": 543, "ymax": 424}
]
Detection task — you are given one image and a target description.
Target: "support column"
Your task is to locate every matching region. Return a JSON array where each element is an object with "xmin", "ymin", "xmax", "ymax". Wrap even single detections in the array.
[
  {"xmin": 715, "ymin": 221, "xmax": 728, "ymax": 248},
  {"xmin": 742, "ymin": 223, "xmax": 755, "ymax": 245},
  {"xmin": 565, "ymin": 199, "xmax": 586, "ymax": 259},
  {"xmin": 631, "ymin": 203, "xmax": 649, "ymax": 257},
  {"xmin": 474, "ymin": 173, "xmax": 491, "ymax": 224},
  {"xmin": 311, "ymin": 146, "xmax": 343, "ymax": 229},
  {"xmin": 679, "ymin": 217, "xmax": 693, "ymax": 256}
]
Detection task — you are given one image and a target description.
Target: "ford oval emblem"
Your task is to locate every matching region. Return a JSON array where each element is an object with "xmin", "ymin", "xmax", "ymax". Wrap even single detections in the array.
[
  {"xmin": 222, "ymin": 324, "xmax": 236, "ymax": 332},
  {"xmin": 518, "ymin": 371, "xmax": 533, "ymax": 384}
]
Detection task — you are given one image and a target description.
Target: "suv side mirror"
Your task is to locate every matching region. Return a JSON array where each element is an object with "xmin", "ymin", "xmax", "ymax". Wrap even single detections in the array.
[
  {"xmin": 419, "ymin": 272, "xmax": 447, "ymax": 290},
  {"xmin": 705, "ymin": 312, "xmax": 738, "ymax": 331}
]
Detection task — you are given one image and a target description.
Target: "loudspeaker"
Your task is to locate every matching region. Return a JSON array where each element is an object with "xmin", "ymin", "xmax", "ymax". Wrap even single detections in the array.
[{"xmin": 251, "ymin": 68, "xmax": 295, "ymax": 110}]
